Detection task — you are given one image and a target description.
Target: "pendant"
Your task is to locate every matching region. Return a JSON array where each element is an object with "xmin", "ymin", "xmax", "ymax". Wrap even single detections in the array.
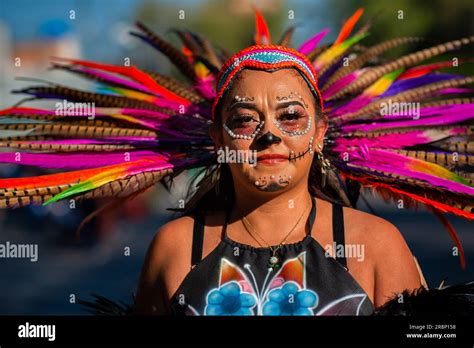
[{"xmin": 268, "ymin": 255, "xmax": 281, "ymax": 269}]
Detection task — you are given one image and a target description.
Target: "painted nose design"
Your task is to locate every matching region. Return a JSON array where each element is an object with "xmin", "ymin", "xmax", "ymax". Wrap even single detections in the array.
[{"xmin": 256, "ymin": 131, "xmax": 282, "ymax": 146}]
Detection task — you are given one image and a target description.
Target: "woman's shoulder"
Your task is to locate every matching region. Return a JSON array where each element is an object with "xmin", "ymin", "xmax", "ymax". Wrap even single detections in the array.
[
  {"xmin": 342, "ymin": 205, "xmax": 404, "ymax": 242},
  {"xmin": 316, "ymin": 198, "xmax": 399, "ymax": 239},
  {"xmin": 340, "ymin": 204, "xmax": 416, "ymax": 270},
  {"xmin": 151, "ymin": 210, "xmax": 224, "ymax": 256},
  {"xmin": 150, "ymin": 214, "xmax": 195, "ymax": 257},
  {"xmin": 157, "ymin": 214, "xmax": 195, "ymax": 238}
]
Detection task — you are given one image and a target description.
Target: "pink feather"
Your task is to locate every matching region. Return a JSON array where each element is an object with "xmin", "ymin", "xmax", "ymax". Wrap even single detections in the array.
[{"xmin": 298, "ymin": 28, "xmax": 330, "ymax": 55}]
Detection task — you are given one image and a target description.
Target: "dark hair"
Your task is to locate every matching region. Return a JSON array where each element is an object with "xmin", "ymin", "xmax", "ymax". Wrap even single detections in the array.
[{"xmin": 176, "ymin": 67, "xmax": 345, "ymax": 216}]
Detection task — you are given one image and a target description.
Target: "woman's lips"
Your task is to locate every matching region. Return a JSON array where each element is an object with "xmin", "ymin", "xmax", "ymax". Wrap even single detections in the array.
[{"xmin": 257, "ymin": 154, "xmax": 288, "ymax": 165}]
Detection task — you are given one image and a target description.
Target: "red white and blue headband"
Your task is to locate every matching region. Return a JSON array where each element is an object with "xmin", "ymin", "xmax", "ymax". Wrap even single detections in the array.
[{"xmin": 211, "ymin": 45, "xmax": 324, "ymax": 120}]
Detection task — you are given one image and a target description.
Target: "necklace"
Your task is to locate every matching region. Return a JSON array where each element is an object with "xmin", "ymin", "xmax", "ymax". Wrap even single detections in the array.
[{"xmin": 240, "ymin": 198, "xmax": 311, "ymax": 270}]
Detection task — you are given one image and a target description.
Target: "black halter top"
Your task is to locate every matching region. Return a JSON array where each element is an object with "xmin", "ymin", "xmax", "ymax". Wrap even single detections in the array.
[{"xmin": 170, "ymin": 196, "xmax": 374, "ymax": 316}]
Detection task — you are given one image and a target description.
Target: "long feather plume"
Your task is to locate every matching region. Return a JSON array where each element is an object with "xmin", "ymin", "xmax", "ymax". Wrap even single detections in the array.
[{"xmin": 0, "ymin": 8, "xmax": 472, "ymax": 271}]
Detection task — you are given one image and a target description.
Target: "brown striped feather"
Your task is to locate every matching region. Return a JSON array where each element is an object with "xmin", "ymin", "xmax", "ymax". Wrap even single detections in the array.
[
  {"xmin": 0, "ymin": 142, "xmax": 136, "ymax": 152},
  {"xmin": 77, "ymin": 169, "xmax": 173, "ymax": 199},
  {"xmin": 348, "ymin": 126, "xmax": 473, "ymax": 138},
  {"xmin": 0, "ymin": 123, "xmax": 156, "ymax": 138},
  {"xmin": 337, "ymin": 76, "xmax": 474, "ymax": 121},
  {"xmin": 331, "ymin": 36, "xmax": 474, "ymax": 99},
  {"xmin": 0, "ymin": 169, "xmax": 173, "ymax": 209},
  {"xmin": 14, "ymin": 86, "xmax": 174, "ymax": 113},
  {"xmin": 323, "ymin": 37, "xmax": 421, "ymax": 90},
  {"xmin": 345, "ymin": 168, "xmax": 474, "ymax": 214},
  {"xmin": 437, "ymin": 141, "xmax": 474, "ymax": 154},
  {"xmin": 145, "ymin": 71, "xmax": 206, "ymax": 103},
  {"xmin": 278, "ymin": 26, "xmax": 296, "ymax": 47},
  {"xmin": 135, "ymin": 22, "xmax": 196, "ymax": 81}
]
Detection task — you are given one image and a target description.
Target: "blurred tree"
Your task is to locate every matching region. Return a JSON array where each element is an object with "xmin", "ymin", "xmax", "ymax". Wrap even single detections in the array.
[
  {"xmin": 131, "ymin": 0, "xmax": 287, "ymax": 80},
  {"xmin": 319, "ymin": 0, "xmax": 473, "ymax": 43}
]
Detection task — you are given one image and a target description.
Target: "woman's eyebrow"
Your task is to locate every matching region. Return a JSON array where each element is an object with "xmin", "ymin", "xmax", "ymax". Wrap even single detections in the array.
[
  {"xmin": 227, "ymin": 101, "xmax": 259, "ymax": 112},
  {"xmin": 276, "ymin": 100, "xmax": 307, "ymax": 110},
  {"xmin": 226, "ymin": 99, "xmax": 307, "ymax": 111}
]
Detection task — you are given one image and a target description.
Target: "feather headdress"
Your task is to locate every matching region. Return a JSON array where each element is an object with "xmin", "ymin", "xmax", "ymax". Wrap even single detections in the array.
[{"xmin": 0, "ymin": 9, "xmax": 472, "ymax": 268}]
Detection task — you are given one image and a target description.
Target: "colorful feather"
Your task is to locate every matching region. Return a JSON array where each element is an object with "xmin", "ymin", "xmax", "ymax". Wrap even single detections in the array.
[
  {"xmin": 347, "ymin": 149, "xmax": 473, "ymax": 193},
  {"xmin": 313, "ymin": 33, "xmax": 369, "ymax": 71},
  {"xmin": 0, "ymin": 8, "xmax": 472, "ymax": 270},
  {"xmin": 42, "ymin": 158, "xmax": 173, "ymax": 205},
  {"xmin": 0, "ymin": 150, "xmax": 167, "ymax": 170},
  {"xmin": 324, "ymin": 37, "xmax": 422, "ymax": 90},
  {"xmin": 51, "ymin": 57, "xmax": 192, "ymax": 106},
  {"xmin": 254, "ymin": 7, "xmax": 271, "ymax": 45},
  {"xmin": 334, "ymin": 8, "xmax": 364, "ymax": 45},
  {"xmin": 298, "ymin": 28, "xmax": 330, "ymax": 55},
  {"xmin": 330, "ymin": 36, "xmax": 474, "ymax": 99}
]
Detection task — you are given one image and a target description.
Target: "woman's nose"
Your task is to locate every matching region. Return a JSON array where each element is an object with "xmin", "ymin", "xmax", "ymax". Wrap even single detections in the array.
[{"xmin": 256, "ymin": 131, "xmax": 282, "ymax": 146}]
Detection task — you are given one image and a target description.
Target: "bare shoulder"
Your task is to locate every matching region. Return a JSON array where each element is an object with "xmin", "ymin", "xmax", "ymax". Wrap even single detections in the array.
[
  {"xmin": 144, "ymin": 214, "xmax": 198, "ymax": 275},
  {"xmin": 342, "ymin": 205, "xmax": 421, "ymax": 306},
  {"xmin": 135, "ymin": 214, "xmax": 196, "ymax": 314},
  {"xmin": 314, "ymin": 199, "xmax": 408, "ymax": 264},
  {"xmin": 149, "ymin": 210, "xmax": 223, "ymax": 258},
  {"xmin": 342, "ymin": 206, "xmax": 406, "ymax": 248},
  {"xmin": 152, "ymin": 215, "xmax": 195, "ymax": 252},
  {"xmin": 341, "ymin": 205, "xmax": 416, "ymax": 266}
]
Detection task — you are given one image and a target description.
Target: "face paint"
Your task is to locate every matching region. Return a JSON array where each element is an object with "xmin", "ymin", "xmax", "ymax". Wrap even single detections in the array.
[
  {"xmin": 231, "ymin": 95, "xmax": 255, "ymax": 104},
  {"xmin": 278, "ymin": 174, "xmax": 293, "ymax": 185},
  {"xmin": 273, "ymin": 114, "xmax": 312, "ymax": 137},
  {"xmin": 217, "ymin": 69, "xmax": 323, "ymax": 197},
  {"xmin": 254, "ymin": 174, "xmax": 293, "ymax": 190},
  {"xmin": 223, "ymin": 95, "xmax": 265, "ymax": 140},
  {"xmin": 256, "ymin": 131, "xmax": 282, "ymax": 146},
  {"xmin": 276, "ymin": 91, "xmax": 309, "ymax": 108},
  {"xmin": 223, "ymin": 120, "xmax": 265, "ymax": 140},
  {"xmin": 223, "ymin": 86, "xmax": 315, "ymax": 142},
  {"xmin": 288, "ymin": 136, "xmax": 314, "ymax": 162},
  {"xmin": 272, "ymin": 95, "xmax": 312, "ymax": 137}
]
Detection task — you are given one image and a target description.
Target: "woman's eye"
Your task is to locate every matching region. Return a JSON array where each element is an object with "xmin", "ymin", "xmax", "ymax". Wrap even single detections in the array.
[
  {"xmin": 280, "ymin": 113, "xmax": 302, "ymax": 121},
  {"xmin": 233, "ymin": 115, "xmax": 256, "ymax": 124}
]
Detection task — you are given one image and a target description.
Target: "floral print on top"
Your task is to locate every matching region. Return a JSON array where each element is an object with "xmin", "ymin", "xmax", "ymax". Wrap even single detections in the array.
[{"xmin": 181, "ymin": 252, "xmax": 370, "ymax": 316}]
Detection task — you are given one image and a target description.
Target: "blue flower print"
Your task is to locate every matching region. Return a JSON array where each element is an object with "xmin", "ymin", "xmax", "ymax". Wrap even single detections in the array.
[
  {"xmin": 262, "ymin": 281, "xmax": 318, "ymax": 315},
  {"xmin": 204, "ymin": 281, "xmax": 257, "ymax": 315}
]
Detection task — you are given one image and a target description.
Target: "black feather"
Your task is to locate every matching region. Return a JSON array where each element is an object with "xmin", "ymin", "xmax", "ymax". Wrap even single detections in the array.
[
  {"xmin": 77, "ymin": 293, "xmax": 134, "ymax": 316},
  {"xmin": 374, "ymin": 282, "xmax": 474, "ymax": 316}
]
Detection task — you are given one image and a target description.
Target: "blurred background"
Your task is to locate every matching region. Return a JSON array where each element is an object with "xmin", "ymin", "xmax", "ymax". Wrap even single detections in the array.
[{"xmin": 0, "ymin": 0, "xmax": 472, "ymax": 314}]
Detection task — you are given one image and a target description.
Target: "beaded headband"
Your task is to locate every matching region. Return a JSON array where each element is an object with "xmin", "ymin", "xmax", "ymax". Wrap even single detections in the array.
[{"xmin": 211, "ymin": 45, "xmax": 324, "ymax": 120}]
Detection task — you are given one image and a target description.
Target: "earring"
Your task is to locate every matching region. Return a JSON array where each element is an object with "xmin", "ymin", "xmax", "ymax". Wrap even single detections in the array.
[
  {"xmin": 317, "ymin": 147, "xmax": 331, "ymax": 188},
  {"xmin": 212, "ymin": 161, "xmax": 221, "ymax": 196}
]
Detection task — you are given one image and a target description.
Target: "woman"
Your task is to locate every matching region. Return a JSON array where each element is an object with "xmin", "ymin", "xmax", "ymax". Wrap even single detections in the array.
[
  {"xmin": 0, "ymin": 9, "xmax": 471, "ymax": 316},
  {"xmin": 134, "ymin": 45, "xmax": 422, "ymax": 316}
]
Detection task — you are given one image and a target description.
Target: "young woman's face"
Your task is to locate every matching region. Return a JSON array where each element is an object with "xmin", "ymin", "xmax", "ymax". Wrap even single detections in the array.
[{"xmin": 211, "ymin": 68, "xmax": 327, "ymax": 194}]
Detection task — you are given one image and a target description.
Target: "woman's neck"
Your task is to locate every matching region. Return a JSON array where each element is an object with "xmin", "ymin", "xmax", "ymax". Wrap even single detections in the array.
[{"xmin": 229, "ymin": 183, "xmax": 313, "ymax": 245}]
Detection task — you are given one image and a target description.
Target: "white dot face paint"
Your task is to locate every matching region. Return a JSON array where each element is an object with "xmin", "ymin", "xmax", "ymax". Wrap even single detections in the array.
[{"xmin": 218, "ymin": 69, "xmax": 324, "ymax": 196}]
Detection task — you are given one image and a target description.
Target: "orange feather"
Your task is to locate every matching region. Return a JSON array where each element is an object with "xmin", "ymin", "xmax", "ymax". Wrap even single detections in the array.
[{"xmin": 334, "ymin": 8, "xmax": 364, "ymax": 45}]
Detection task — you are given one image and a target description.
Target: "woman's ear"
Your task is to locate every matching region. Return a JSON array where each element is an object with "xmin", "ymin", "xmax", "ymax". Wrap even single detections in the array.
[
  {"xmin": 316, "ymin": 121, "xmax": 328, "ymax": 139},
  {"xmin": 209, "ymin": 122, "xmax": 224, "ymax": 148},
  {"xmin": 314, "ymin": 118, "xmax": 328, "ymax": 149}
]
